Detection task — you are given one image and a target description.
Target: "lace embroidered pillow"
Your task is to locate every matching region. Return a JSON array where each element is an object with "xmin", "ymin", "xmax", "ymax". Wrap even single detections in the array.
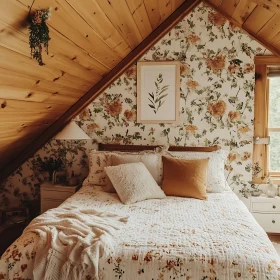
[
  {"xmin": 166, "ymin": 150, "xmax": 229, "ymax": 193},
  {"xmin": 104, "ymin": 162, "xmax": 166, "ymax": 204},
  {"xmin": 86, "ymin": 150, "xmax": 112, "ymax": 185}
]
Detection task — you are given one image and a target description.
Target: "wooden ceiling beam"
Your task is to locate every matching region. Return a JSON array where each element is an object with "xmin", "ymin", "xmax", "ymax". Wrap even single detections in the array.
[
  {"xmin": 0, "ymin": 0, "xmax": 202, "ymax": 182},
  {"xmin": 255, "ymin": 55, "xmax": 280, "ymax": 64},
  {"xmin": 204, "ymin": 0, "xmax": 280, "ymax": 57}
]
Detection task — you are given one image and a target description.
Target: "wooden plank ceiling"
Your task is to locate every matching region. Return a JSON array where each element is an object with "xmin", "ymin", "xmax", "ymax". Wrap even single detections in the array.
[
  {"xmin": 0, "ymin": 0, "xmax": 280, "ymax": 181},
  {"xmin": 0, "ymin": 0, "xmax": 199, "ymax": 181}
]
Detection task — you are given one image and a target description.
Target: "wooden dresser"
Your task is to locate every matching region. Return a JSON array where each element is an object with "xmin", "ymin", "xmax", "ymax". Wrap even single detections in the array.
[{"xmin": 40, "ymin": 182, "xmax": 77, "ymax": 213}]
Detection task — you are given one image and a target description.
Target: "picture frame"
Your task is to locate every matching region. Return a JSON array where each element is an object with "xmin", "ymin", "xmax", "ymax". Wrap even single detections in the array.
[{"xmin": 137, "ymin": 61, "xmax": 180, "ymax": 124}]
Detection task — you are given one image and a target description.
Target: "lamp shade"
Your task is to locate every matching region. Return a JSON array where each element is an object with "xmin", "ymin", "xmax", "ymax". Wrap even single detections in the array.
[{"xmin": 54, "ymin": 121, "xmax": 91, "ymax": 140}]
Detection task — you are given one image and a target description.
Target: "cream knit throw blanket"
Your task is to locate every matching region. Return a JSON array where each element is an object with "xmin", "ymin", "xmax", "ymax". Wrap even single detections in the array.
[{"xmin": 23, "ymin": 206, "xmax": 128, "ymax": 280}]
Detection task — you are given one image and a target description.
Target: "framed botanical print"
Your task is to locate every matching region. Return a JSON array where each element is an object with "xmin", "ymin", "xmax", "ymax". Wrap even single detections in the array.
[{"xmin": 137, "ymin": 61, "xmax": 180, "ymax": 124}]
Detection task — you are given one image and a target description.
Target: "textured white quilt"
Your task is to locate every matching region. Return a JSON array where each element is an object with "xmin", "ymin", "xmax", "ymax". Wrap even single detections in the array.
[
  {"xmin": 1, "ymin": 184, "xmax": 280, "ymax": 280},
  {"xmin": 24, "ymin": 207, "xmax": 128, "ymax": 280}
]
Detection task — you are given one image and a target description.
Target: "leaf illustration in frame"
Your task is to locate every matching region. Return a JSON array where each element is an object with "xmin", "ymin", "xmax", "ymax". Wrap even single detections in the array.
[{"xmin": 148, "ymin": 73, "xmax": 169, "ymax": 114}]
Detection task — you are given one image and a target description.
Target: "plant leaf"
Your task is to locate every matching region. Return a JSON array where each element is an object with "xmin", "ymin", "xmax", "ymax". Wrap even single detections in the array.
[
  {"xmin": 158, "ymin": 93, "xmax": 168, "ymax": 101},
  {"xmin": 158, "ymin": 87, "xmax": 169, "ymax": 95},
  {"xmin": 148, "ymin": 104, "xmax": 155, "ymax": 109}
]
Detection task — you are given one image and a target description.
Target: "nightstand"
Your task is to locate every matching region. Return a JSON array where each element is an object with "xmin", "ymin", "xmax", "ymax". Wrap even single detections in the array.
[
  {"xmin": 250, "ymin": 196, "xmax": 280, "ymax": 234},
  {"xmin": 40, "ymin": 182, "xmax": 78, "ymax": 213}
]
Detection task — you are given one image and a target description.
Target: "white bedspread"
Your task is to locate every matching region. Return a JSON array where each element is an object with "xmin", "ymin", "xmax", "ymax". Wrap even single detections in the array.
[
  {"xmin": 23, "ymin": 207, "xmax": 128, "ymax": 280},
  {"xmin": 1, "ymin": 184, "xmax": 280, "ymax": 280}
]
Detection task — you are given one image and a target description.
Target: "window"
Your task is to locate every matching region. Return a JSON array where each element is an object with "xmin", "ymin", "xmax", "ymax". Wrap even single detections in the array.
[
  {"xmin": 253, "ymin": 57, "xmax": 280, "ymax": 183},
  {"xmin": 268, "ymin": 77, "xmax": 280, "ymax": 174}
]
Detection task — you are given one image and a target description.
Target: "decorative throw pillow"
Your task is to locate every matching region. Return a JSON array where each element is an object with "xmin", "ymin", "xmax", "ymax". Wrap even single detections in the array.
[
  {"xmin": 104, "ymin": 162, "xmax": 166, "ymax": 204},
  {"xmin": 162, "ymin": 156, "xmax": 209, "ymax": 200},
  {"xmin": 102, "ymin": 150, "xmax": 162, "ymax": 193},
  {"xmin": 111, "ymin": 153, "xmax": 161, "ymax": 184},
  {"xmin": 165, "ymin": 149, "xmax": 228, "ymax": 193},
  {"xmin": 86, "ymin": 150, "xmax": 112, "ymax": 185}
]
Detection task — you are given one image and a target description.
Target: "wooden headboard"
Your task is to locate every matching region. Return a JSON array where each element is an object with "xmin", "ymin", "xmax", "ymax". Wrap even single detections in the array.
[{"xmin": 98, "ymin": 144, "xmax": 220, "ymax": 152}]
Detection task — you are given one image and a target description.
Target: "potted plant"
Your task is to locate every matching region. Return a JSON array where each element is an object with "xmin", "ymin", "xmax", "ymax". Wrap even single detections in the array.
[
  {"xmin": 32, "ymin": 156, "xmax": 63, "ymax": 181},
  {"xmin": 29, "ymin": 9, "xmax": 51, "ymax": 65}
]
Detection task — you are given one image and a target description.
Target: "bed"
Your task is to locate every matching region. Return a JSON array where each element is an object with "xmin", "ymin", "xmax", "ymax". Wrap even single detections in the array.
[{"xmin": 1, "ymin": 145, "xmax": 280, "ymax": 280}]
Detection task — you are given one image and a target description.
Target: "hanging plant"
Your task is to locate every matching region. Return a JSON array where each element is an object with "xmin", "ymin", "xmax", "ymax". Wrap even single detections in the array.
[{"xmin": 29, "ymin": 9, "xmax": 51, "ymax": 66}]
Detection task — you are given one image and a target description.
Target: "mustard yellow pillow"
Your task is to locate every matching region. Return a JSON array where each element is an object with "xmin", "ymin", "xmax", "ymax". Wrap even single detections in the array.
[{"xmin": 162, "ymin": 156, "xmax": 209, "ymax": 200}]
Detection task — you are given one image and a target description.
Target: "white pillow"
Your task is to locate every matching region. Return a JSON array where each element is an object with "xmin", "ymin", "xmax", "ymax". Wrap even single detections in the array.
[
  {"xmin": 166, "ymin": 150, "xmax": 229, "ymax": 193},
  {"xmin": 86, "ymin": 149, "xmax": 161, "ymax": 189},
  {"xmin": 111, "ymin": 153, "xmax": 161, "ymax": 184},
  {"xmin": 104, "ymin": 162, "xmax": 166, "ymax": 204}
]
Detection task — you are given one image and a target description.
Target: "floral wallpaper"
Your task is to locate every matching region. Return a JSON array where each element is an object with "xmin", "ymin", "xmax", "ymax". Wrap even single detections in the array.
[{"xmin": 1, "ymin": 3, "xmax": 266, "ymax": 207}]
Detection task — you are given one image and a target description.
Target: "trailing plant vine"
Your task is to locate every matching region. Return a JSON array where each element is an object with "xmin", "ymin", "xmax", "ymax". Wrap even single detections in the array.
[{"xmin": 29, "ymin": 9, "xmax": 51, "ymax": 66}]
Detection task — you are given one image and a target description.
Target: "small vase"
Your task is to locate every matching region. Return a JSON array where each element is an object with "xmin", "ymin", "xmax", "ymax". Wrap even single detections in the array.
[{"xmin": 266, "ymin": 184, "xmax": 277, "ymax": 198}]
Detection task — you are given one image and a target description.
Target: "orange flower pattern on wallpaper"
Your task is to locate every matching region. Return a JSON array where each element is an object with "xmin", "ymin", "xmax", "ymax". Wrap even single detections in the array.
[{"xmin": 2, "ymin": 4, "xmax": 265, "ymax": 206}]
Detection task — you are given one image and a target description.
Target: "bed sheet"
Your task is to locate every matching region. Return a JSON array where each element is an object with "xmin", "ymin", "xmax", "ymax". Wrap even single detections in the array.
[{"xmin": 1, "ymin": 184, "xmax": 280, "ymax": 279}]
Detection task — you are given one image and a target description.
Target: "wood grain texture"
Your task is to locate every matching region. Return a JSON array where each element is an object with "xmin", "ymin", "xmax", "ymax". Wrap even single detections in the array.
[
  {"xmin": 243, "ymin": 5, "xmax": 274, "ymax": 34},
  {"xmin": 95, "ymin": 0, "xmax": 143, "ymax": 49},
  {"xmin": 219, "ymin": 0, "xmax": 241, "ymax": 17},
  {"xmin": 143, "ymin": 0, "xmax": 162, "ymax": 29},
  {"xmin": 232, "ymin": 1, "xmax": 257, "ymax": 25},
  {"xmin": 257, "ymin": 15, "xmax": 280, "ymax": 44},
  {"xmin": 0, "ymin": 0, "xmax": 201, "ymax": 181},
  {"xmin": 253, "ymin": 63, "xmax": 269, "ymax": 183},
  {"xmin": 249, "ymin": 0, "xmax": 280, "ymax": 14},
  {"xmin": 65, "ymin": 0, "xmax": 131, "ymax": 58},
  {"xmin": 126, "ymin": 0, "xmax": 153, "ymax": 39}
]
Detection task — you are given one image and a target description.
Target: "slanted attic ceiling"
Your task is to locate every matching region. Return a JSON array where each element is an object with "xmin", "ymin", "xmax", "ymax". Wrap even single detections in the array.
[{"xmin": 0, "ymin": 0, "xmax": 280, "ymax": 182}]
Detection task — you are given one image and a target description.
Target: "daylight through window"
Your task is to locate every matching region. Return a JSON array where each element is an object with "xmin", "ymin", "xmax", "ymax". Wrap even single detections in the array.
[{"xmin": 268, "ymin": 76, "xmax": 280, "ymax": 173}]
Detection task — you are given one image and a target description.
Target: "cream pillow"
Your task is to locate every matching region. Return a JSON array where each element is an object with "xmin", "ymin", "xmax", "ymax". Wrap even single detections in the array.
[
  {"xmin": 104, "ymin": 162, "xmax": 166, "ymax": 204},
  {"xmin": 166, "ymin": 150, "xmax": 229, "ymax": 193},
  {"xmin": 86, "ymin": 150, "xmax": 160, "ymax": 188},
  {"xmin": 111, "ymin": 153, "xmax": 161, "ymax": 184}
]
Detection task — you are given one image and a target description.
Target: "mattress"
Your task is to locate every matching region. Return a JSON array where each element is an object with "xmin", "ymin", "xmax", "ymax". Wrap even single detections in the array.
[{"xmin": 1, "ymin": 184, "xmax": 280, "ymax": 279}]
